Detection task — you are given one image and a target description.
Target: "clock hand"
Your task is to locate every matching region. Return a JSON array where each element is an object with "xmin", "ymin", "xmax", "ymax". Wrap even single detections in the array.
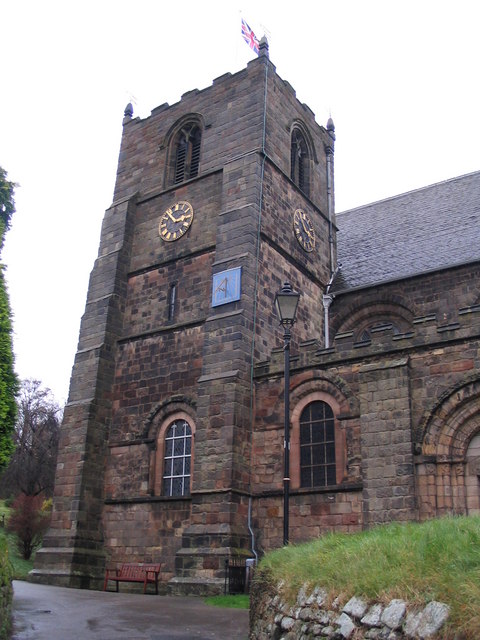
[{"xmin": 300, "ymin": 216, "xmax": 314, "ymax": 239}]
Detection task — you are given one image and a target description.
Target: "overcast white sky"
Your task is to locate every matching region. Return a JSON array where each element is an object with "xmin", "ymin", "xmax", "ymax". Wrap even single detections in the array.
[{"xmin": 2, "ymin": 0, "xmax": 480, "ymax": 405}]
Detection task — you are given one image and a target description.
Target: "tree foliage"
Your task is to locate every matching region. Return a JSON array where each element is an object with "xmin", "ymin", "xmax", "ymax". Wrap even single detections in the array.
[
  {"xmin": 0, "ymin": 270, "xmax": 17, "ymax": 470},
  {"xmin": 0, "ymin": 166, "xmax": 18, "ymax": 470},
  {"xmin": 0, "ymin": 167, "xmax": 16, "ymax": 249},
  {"xmin": 0, "ymin": 379, "xmax": 61, "ymax": 497}
]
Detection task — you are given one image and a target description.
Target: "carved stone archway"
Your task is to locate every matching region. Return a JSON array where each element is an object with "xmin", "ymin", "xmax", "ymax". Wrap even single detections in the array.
[
  {"xmin": 465, "ymin": 433, "xmax": 480, "ymax": 514},
  {"xmin": 416, "ymin": 378, "xmax": 480, "ymax": 519}
]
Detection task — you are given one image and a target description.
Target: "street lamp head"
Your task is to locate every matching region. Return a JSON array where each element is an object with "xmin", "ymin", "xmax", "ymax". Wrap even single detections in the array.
[{"xmin": 274, "ymin": 282, "xmax": 300, "ymax": 327}]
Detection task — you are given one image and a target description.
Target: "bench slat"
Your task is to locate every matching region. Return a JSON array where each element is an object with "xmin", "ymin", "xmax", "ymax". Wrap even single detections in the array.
[{"xmin": 104, "ymin": 562, "xmax": 161, "ymax": 594}]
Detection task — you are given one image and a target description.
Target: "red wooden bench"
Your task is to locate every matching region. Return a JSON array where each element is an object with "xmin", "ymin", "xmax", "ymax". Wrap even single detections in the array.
[{"xmin": 103, "ymin": 562, "xmax": 161, "ymax": 594}]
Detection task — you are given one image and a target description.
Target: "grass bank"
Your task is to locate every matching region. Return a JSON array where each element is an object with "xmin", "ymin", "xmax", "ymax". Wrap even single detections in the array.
[{"xmin": 258, "ymin": 516, "xmax": 480, "ymax": 638}]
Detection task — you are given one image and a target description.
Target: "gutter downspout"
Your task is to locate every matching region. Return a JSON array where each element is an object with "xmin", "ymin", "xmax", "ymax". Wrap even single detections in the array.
[
  {"xmin": 248, "ymin": 497, "xmax": 258, "ymax": 564},
  {"xmin": 323, "ymin": 293, "xmax": 333, "ymax": 348},
  {"xmin": 322, "ymin": 264, "xmax": 341, "ymax": 349},
  {"xmin": 324, "ymin": 119, "xmax": 336, "ymax": 348}
]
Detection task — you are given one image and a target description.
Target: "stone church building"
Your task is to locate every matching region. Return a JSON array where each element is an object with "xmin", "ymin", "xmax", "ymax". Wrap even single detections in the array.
[{"xmin": 33, "ymin": 41, "xmax": 480, "ymax": 593}]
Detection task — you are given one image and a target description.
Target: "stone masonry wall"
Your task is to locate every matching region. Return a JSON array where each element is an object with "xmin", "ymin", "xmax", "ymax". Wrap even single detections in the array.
[
  {"xmin": 250, "ymin": 581, "xmax": 451, "ymax": 639},
  {"xmin": 102, "ymin": 500, "xmax": 191, "ymax": 587},
  {"xmin": 253, "ymin": 285, "xmax": 480, "ymax": 553},
  {"xmin": 358, "ymin": 358, "xmax": 416, "ymax": 525},
  {"xmin": 33, "ymin": 195, "xmax": 137, "ymax": 588}
]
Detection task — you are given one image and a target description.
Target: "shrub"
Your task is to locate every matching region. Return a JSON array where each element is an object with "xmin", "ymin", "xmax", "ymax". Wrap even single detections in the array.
[
  {"xmin": 41, "ymin": 497, "xmax": 52, "ymax": 514},
  {"xmin": 0, "ymin": 537, "xmax": 13, "ymax": 640},
  {"xmin": 6, "ymin": 494, "xmax": 50, "ymax": 560}
]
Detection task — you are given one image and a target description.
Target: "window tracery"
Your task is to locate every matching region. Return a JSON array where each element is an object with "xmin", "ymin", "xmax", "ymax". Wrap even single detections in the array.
[
  {"xmin": 299, "ymin": 401, "xmax": 336, "ymax": 488},
  {"xmin": 291, "ymin": 127, "xmax": 310, "ymax": 196},
  {"xmin": 162, "ymin": 419, "xmax": 192, "ymax": 497},
  {"xmin": 169, "ymin": 122, "xmax": 202, "ymax": 185}
]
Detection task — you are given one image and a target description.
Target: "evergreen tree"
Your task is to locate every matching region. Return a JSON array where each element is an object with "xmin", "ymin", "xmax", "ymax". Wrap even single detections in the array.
[{"xmin": 0, "ymin": 167, "xmax": 18, "ymax": 468}]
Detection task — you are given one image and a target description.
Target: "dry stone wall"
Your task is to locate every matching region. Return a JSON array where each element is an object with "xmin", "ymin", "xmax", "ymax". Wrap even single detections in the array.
[{"xmin": 250, "ymin": 582, "xmax": 450, "ymax": 639}]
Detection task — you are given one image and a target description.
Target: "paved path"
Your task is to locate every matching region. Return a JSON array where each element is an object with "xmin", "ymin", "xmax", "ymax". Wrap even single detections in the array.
[{"xmin": 11, "ymin": 581, "xmax": 250, "ymax": 640}]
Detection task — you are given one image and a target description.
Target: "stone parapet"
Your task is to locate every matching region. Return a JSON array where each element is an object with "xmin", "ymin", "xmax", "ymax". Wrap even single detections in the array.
[{"xmin": 255, "ymin": 302, "xmax": 480, "ymax": 380}]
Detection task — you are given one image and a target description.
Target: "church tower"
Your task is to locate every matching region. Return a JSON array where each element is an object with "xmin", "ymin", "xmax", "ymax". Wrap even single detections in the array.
[{"xmin": 32, "ymin": 41, "xmax": 336, "ymax": 592}]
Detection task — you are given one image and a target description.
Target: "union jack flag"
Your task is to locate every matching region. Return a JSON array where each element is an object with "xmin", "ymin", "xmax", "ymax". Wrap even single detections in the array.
[{"xmin": 241, "ymin": 18, "xmax": 259, "ymax": 55}]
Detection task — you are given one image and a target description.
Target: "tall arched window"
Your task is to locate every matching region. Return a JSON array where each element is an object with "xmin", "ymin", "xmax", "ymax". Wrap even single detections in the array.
[
  {"xmin": 162, "ymin": 419, "xmax": 192, "ymax": 496},
  {"xmin": 291, "ymin": 127, "xmax": 310, "ymax": 196},
  {"xmin": 299, "ymin": 401, "xmax": 336, "ymax": 487},
  {"xmin": 172, "ymin": 123, "xmax": 201, "ymax": 185}
]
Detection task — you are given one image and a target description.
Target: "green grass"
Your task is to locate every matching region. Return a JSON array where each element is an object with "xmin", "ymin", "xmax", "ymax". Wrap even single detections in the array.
[
  {"xmin": 204, "ymin": 594, "xmax": 250, "ymax": 609},
  {"xmin": 258, "ymin": 516, "xmax": 480, "ymax": 638},
  {"xmin": 0, "ymin": 500, "xmax": 35, "ymax": 580}
]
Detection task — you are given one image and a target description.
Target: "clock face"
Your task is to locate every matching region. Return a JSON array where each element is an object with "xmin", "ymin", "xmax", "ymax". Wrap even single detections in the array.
[
  {"xmin": 293, "ymin": 209, "xmax": 315, "ymax": 252},
  {"xmin": 159, "ymin": 201, "xmax": 194, "ymax": 242}
]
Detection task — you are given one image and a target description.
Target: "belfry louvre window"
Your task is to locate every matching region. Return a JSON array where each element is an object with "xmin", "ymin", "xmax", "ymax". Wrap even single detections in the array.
[
  {"xmin": 173, "ymin": 124, "xmax": 201, "ymax": 184},
  {"xmin": 291, "ymin": 128, "xmax": 310, "ymax": 196},
  {"xmin": 162, "ymin": 419, "xmax": 192, "ymax": 497},
  {"xmin": 299, "ymin": 401, "xmax": 336, "ymax": 487}
]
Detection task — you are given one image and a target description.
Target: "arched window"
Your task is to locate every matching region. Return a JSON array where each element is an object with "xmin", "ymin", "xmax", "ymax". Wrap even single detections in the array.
[
  {"xmin": 291, "ymin": 128, "xmax": 310, "ymax": 196},
  {"xmin": 299, "ymin": 401, "xmax": 336, "ymax": 487},
  {"xmin": 172, "ymin": 123, "xmax": 201, "ymax": 185},
  {"xmin": 162, "ymin": 419, "xmax": 192, "ymax": 497}
]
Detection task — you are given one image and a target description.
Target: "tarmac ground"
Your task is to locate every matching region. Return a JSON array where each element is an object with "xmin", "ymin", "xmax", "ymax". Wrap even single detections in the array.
[{"xmin": 11, "ymin": 580, "xmax": 250, "ymax": 640}]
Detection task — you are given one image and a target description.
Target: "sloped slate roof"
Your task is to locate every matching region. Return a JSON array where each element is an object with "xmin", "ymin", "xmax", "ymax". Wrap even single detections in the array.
[{"xmin": 334, "ymin": 170, "xmax": 480, "ymax": 291}]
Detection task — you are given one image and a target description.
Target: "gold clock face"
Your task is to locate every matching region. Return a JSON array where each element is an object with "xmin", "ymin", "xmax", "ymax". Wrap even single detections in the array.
[
  {"xmin": 159, "ymin": 201, "xmax": 194, "ymax": 242},
  {"xmin": 293, "ymin": 209, "xmax": 315, "ymax": 252}
]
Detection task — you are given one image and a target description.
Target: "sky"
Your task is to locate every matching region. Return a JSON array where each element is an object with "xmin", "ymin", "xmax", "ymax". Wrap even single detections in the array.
[{"xmin": 2, "ymin": 0, "xmax": 480, "ymax": 405}]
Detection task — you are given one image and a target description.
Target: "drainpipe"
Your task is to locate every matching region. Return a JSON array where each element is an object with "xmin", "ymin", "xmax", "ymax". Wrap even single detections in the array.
[
  {"xmin": 248, "ymin": 497, "xmax": 258, "ymax": 564},
  {"xmin": 323, "ymin": 294, "xmax": 334, "ymax": 348},
  {"xmin": 325, "ymin": 118, "xmax": 336, "ymax": 277},
  {"xmin": 323, "ymin": 263, "xmax": 341, "ymax": 349},
  {"xmin": 324, "ymin": 118, "xmax": 337, "ymax": 348}
]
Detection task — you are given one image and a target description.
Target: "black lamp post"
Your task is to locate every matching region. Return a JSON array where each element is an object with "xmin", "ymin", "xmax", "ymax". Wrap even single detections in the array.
[{"xmin": 274, "ymin": 282, "xmax": 300, "ymax": 546}]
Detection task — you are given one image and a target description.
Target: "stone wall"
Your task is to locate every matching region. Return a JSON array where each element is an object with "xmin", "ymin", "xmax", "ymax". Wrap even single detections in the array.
[
  {"xmin": 250, "ymin": 580, "xmax": 450, "ymax": 639},
  {"xmin": 252, "ymin": 284, "xmax": 480, "ymax": 553}
]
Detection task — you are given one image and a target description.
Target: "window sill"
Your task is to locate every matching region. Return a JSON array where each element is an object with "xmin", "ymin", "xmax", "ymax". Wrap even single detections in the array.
[
  {"xmin": 292, "ymin": 482, "xmax": 363, "ymax": 496},
  {"xmin": 256, "ymin": 482, "xmax": 362, "ymax": 499},
  {"xmin": 104, "ymin": 494, "xmax": 191, "ymax": 505}
]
